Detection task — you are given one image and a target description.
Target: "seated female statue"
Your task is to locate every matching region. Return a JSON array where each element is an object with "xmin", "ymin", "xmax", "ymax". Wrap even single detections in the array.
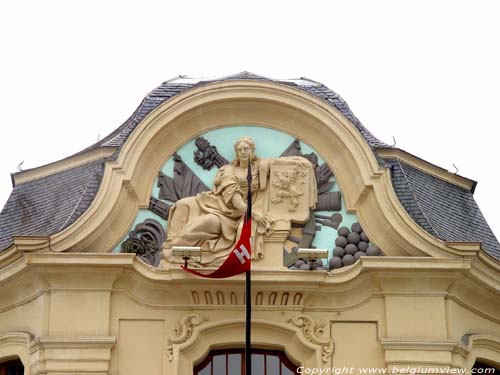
[{"xmin": 163, "ymin": 136, "xmax": 316, "ymax": 266}]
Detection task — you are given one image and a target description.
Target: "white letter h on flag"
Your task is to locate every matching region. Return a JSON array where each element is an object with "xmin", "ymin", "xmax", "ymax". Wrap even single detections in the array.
[{"xmin": 235, "ymin": 245, "xmax": 251, "ymax": 264}]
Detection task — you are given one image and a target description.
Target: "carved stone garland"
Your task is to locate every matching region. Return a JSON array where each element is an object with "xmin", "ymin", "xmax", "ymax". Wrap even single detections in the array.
[
  {"xmin": 166, "ymin": 314, "xmax": 208, "ymax": 361},
  {"xmin": 289, "ymin": 315, "xmax": 334, "ymax": 363}
]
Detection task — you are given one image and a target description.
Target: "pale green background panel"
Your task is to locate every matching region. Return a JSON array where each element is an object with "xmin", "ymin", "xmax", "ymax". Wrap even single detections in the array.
[{"xmin": 114, "ymin": 125, "xmax": 359, "ymax": 261}]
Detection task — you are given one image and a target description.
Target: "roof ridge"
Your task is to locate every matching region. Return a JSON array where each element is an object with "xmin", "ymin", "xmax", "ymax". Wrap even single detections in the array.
[{"xmin": 215, "ymin": 71, "xmax": 273, "ymax": 81}]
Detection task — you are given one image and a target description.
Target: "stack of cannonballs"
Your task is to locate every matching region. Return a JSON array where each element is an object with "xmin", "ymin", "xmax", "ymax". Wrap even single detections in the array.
[
  {"xmin": 290, "ymin": 258, "xmax": 328, "ymax": 271},
  {"xmin": 329, "ymin": 222, "xmax": 381, "ymax": 270}
]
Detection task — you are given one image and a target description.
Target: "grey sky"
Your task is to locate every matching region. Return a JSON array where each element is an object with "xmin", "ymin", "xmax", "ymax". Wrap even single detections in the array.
[{"xmin": 1, "ymin": 0, "xmax": 499, "ymax": 240}]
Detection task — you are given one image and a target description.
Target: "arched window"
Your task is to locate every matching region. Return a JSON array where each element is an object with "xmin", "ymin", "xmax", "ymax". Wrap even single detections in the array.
[
  {"xmin": 194, "ymin": 349, "xmax": 298, "ymax": 375},
  {"xmin": 0, "ymin": 358, "xmax": 24, "ymax": 375}
]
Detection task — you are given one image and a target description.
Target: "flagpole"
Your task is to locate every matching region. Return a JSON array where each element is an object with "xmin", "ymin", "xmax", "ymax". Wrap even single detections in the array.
[
  {"xmin": 245, "ymin": 161, "xmax": 252, "ymax": 375},
  {"xmin": 245, "ymin": 268, "xmax": 251, "ymax": 374}
]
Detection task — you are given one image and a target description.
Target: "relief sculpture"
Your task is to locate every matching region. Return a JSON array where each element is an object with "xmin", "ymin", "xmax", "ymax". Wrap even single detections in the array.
[
  {"xmin": 271, "ymin": 166, "xmax": 306, "ymax": 212},
  {"xmin": 162, "ymin": 136, "xmax": 317, "ymax": 266}
]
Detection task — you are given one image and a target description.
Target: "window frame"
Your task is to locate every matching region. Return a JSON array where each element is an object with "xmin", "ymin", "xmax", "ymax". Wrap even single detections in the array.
[{"xmin": 194, "ymin": 348, "xmax": 299, "ymax": 375}]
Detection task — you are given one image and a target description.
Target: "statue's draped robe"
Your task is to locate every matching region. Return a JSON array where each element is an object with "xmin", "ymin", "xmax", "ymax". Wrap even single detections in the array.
[{"xmin": 165, "ymin": 157, "xmax": 316, "ymax": 265}]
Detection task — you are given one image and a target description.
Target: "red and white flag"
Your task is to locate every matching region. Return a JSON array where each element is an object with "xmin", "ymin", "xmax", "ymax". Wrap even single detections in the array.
[{"xmin": 181, "ymin": 217, "xmax": 252, "ymax": 278}]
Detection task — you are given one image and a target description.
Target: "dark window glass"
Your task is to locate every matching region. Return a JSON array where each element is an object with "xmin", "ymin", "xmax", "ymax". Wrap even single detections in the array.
[
  {"xmin": 194, "ymin": 349, "xmax": 298, "ymax": 374},
  {"xmin": 0, "ymin": 359, "xmax": 24, "ymax": 375},
  {"xmin": 473, "ymin": 361, "xmax": 498, "ymax": 374}
]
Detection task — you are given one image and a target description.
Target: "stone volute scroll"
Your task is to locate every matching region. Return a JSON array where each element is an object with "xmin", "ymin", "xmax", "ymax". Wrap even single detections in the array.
[
  {"xmin": 165, "ymin": 314, "xmax": 208, "ymax": 361},
  {"xmin": 162, "ymin": 136, "xmax": 317, "ymax": 267},
  {"xmin": 289, "ymin": 315, "xmax": 334, "ymax": 363}
]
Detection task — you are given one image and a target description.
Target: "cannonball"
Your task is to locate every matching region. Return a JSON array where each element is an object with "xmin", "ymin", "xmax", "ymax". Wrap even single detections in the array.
[
  {"xmin": 342, "ymin": 254, "xmax": 355, "ymax": 266},
  {"xmin": 345, "ymin": 244, "xmax": 358, "ymax": 255},
  {"xmin": 354, "ymin": 251, "xmax": 365, "ymax": 261},
  {"xmin": 310, "ymin": 262, "xmax": 322, "ymax": 270},
  {"xmin": 338, "ymin": 227, "xmax": 350, "ymax": 237},
  {"xmin": 347, "ymin": 232, "xmax": 360, "ymax": 245},
  {"xmin": 366, "ymin": 245, "xmax": 381, "ymax": 256},
  {"xmin": 335, "ymin": 236, "xmax": 348, "ymax": 248},
  {"xmin": 332, "ymin": 246, "xmax": 345, "ymax": 258},
  {"xmin": 360, "ymin": 232, "xmax": 369, "ymax": 242},
  {"xmin": 351, "ymin": 222, "xmax": 363, "ymax": 233},
  {"xmin": 295, "ymin": 259, "xmax": 306, "ymax": 268},
  {"xmin": 329, "ymin": 257, "xmax": 343, "ymax": 270},
  {"xmin": 357, "ymin": 241, "xmax": 368, "ymax": 252},
  {"xmin": 299, "ymin": 263, "xmax": 311, "ymax": 270}
]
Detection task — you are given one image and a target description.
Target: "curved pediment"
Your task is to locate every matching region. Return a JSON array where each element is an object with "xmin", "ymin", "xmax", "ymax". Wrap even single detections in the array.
[
  {"xmin": 2, "ymin": 76, "xmax": 499, "ymax": 274},
  {"xmin": 26, "ymin": 79, "xmax": 482, "ymax": 262}
]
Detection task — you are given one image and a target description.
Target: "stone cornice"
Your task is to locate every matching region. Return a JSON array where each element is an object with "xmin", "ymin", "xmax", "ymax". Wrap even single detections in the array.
[
  {"xmin": 29, "ymin": 336, "xmax": 116, "ymax": 353},
  {"xmin": 11, "ymin": 147, "xmax": 117, "ymax": 186},
  {"xmin": 376, "ymin": 148, "xmax": 476, "ymax": 191},
  {"xmin": 0, "ymin": 253, "xmax": 498, "ymax": 331}
]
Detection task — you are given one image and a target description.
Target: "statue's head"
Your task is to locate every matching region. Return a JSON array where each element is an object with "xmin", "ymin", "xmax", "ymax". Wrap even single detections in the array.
[{"xmin": 233, "ymin": 137, "xmax": 257, "ymax": 166}]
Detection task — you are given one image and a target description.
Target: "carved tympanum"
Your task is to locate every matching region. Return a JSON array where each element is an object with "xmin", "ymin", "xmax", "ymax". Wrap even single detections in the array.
[{"xmin": 163, "ymin": 137, "xmax": 317, "ymax": 266}]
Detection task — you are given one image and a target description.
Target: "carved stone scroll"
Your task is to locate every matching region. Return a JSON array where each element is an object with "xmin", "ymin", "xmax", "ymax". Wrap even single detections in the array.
[
  {"xmin": 166, "ymin": 314, "xmax": 208, "ymax": 361},
  {"xmin": 157, "ymin": 153, "xmax": 209, "ymax": 201},
  {"xmin": 193, "ymin": 137, "xmax": 229, "ymax": 170},
  {"xmin": 289, "ymin": 315, "xmax": 334, "ymax": 363},
  {"xmin": 121, "ymin": 219, "xmax": 165, "ymax": 266}
]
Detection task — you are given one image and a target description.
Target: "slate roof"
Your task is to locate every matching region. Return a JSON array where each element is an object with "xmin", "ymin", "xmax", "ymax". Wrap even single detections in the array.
[
  {"xmin": 79, "ymin": 72, "xmax": 388, "ymax": 155},
  {"xmin": 385, "ymin": 159, "xmax": 500, "ymax": 259},
  {"xmin": 1, "ymin": 72, "xmax": 498, "ymax": 259},
  {"xmin": 0, "ymin": 158, "xmax": 105, "ymax": 250}
]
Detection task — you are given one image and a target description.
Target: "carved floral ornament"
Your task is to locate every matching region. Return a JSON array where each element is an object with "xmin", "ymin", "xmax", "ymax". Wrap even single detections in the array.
[
  {"xmin": 120, "ymin": 130, "xmax": 383, "ymax": 269},
  {"xmin": 165, "ymin": 314, "xmax": 208, "ymax": 361},
  {"xmin": 289, "ymin": 315, "xmax": 335, "ymax": 363},
  {"xmin": 164, "ymin": 313, "xmax": 333, "ymax": 364}
]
